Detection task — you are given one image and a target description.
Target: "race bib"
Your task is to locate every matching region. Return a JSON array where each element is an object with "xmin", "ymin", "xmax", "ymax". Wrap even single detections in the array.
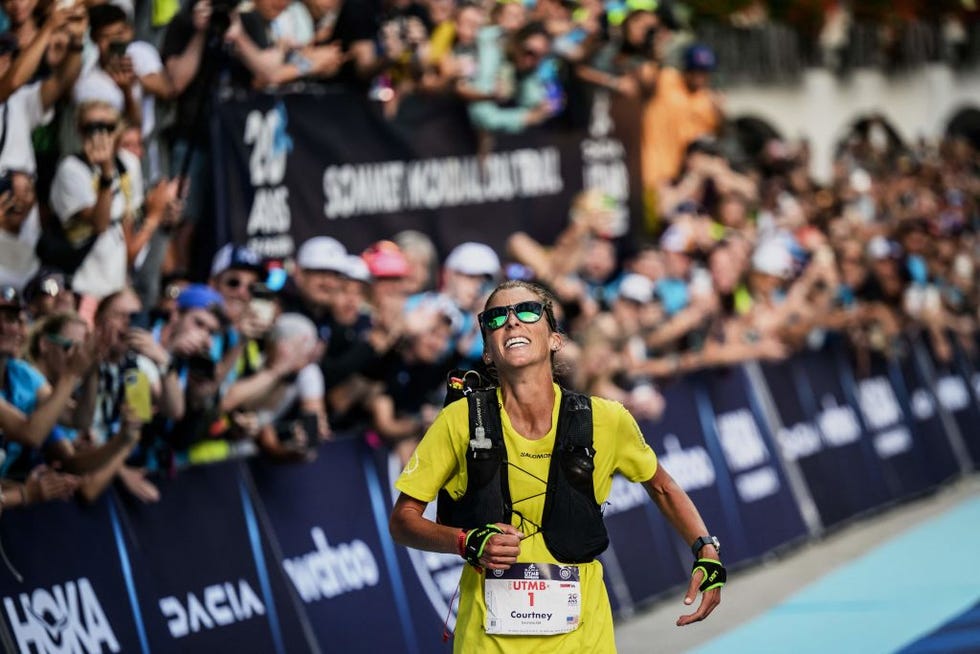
[{"xmin": 484, "ymin": 563, "xmax": 581, "ymax": 635}]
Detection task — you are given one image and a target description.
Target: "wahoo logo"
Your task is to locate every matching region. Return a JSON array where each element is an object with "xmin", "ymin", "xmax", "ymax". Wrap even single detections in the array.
[
  {"xmin": 3, "ymin": 577, "xmax": 120, "ymax": 653},
  {"xmin": 158, "ymin": 579, "xmax": 265, "ymax": 638},
  {"xmin": 282, "ymin": 527, "xmax": 380, "ymax": 602}
]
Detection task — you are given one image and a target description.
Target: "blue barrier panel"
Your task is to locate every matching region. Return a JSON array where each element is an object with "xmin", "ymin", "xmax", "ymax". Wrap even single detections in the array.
[
  {"xmin": 638, "ymin": 377, "xmax": 752, "ymax": 565},
  {"xmin": 599, "ymin": 474, "xmax": 688, "ymax": 614},
  {"xmin": 891, "ymin": 341, "xmax": 961, "ymax": 486},
  {"xmin": 790, "ymin": 344, "xmax": 892, "ymax": 526},
  {"xmin": 845, "ymin": 347, "xmax": 941, "ymax": 498},
  {"xmin": 367, "ymin": 442, "xmax": 468, "ymax": 653},
  {"xmin": 248, "ymin": 437, "xmax": 422, "ymax": 654},
  {"xmin": 0, "ymin": 494, "xmax": 149, "ymax": 654},
  {"xmin": 918, "ymin": 335, "xmax": 980, "ymax": 465},
  {"xmin": 699, "ymin": 366, "xmax": 808, "ymax": 556},
  {"xmin": 116, "ymin": 461, "xmax": 305, "ymax": 653}
]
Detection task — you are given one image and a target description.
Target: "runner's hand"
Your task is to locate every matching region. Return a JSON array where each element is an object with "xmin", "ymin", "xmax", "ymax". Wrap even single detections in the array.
[
  {"xmin": 479, "ymin": 523, "xmax": 522, "ymax": 571},
  {"xmin": 677, "ymin": 562, "xmax": 723, "ymax": 626}
]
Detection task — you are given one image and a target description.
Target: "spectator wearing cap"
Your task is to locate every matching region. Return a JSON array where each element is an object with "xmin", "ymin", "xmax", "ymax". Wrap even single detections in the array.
[
  {"xmin": 281, "ymin": 236, "xmax": 349, "ymax": 341},
  {"xmin": 48, "ymin": 100, "xmax": 151, "ymax": 299},
  {"xmin": 319, "ymin": 253, "xmax": 406, "ymax": 431},
  {"xmin": 408, "ymin": 241, "xmax": 498, "ymax": 365},
  {"xmin": 22, "ymin": 269, "xmax": 75, "ymax": 322},
  {"xmin": 640, "ymin": 42, "xmax": 723, "ymax": 190},
  {"xmin": 210, "ymin": 243, "xmax": 265, "ymax": 325},
  {"xmin": 362, "ymin": 239, "xmax": 412, "ymax": 325}
]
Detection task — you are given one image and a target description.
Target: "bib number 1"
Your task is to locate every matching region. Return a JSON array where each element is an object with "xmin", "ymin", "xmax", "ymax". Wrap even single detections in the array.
[{"xmin": 484, "ymin": 563, "xmax": 581, "ymax": 635}]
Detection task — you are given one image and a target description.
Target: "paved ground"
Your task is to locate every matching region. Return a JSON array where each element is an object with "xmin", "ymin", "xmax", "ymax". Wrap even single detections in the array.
[{"xmin": 615, "ymin": 474, "xmax": 980, "ymax": 654}]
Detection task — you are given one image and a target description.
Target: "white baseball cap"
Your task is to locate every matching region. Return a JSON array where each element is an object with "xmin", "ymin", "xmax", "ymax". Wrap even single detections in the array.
[
  {"xmin": 296, "ymin": 236, "xmax": 348, "ymax": 273},
  {"xmin": 444, "ymin": 242, "xmax": 501, "ymax": 277},
  {"xmin": 342, "ymin": 254, "xmax": 371, "ymax": 283},
  {"xmin": 751, "ymin": 239, "xmax": 794, "ymax": 279},
  {"xmin": 617, "ymin": 273, "xmax": 655, "ymax": 304}
]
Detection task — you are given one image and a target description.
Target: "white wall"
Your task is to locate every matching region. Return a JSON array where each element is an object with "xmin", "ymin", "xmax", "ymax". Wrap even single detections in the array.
[{"xmin": 723, "ymin": 65, "xmax": 980, "ymax": 182}]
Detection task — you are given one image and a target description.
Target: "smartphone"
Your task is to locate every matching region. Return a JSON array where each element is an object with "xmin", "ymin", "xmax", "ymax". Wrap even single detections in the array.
[
  {"xmin": 186, "ymin": 355, "xmax": 216, "ymax": 379},
  {"xmin": 129, "ymin": 311, "xmax": 151, "ymax": 330},
  {"xmin": 108, "ymin": 40, "xmax": 129, "ymax": 58},
  {"xmin": 123, "ymin": 368, "xmax": 153, "ymax": 423},
  {"xmin": 249, "ymin": 298, "xmax": 276, "ymax": 330}
]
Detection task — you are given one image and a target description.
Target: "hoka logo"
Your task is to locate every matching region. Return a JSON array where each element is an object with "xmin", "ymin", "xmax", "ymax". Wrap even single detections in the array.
[{"xmin": 3, "ymin": 578, "xmax": 120, "ymax": 653}]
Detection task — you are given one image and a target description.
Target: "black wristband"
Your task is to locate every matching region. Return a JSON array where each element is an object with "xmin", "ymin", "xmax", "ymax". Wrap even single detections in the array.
[
  {"xmin": 98, "ymin": 175, "xmax": 113, "ymax": 190},
  {"xmin": 462, "ymin": 524, "xmax": 503, "ymax": 568},
  {"xmin": 691, "ymin": 558, "xmax": 726, "ymax": 592},
  {"xmin": 68, "ymin": 42, "xmax": 85, "ymax": 52}
]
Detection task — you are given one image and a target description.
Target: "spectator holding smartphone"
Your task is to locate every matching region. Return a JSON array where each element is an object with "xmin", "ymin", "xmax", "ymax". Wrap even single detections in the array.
[{"xmin": 72, "ymin": 4, "xmax": 142, "ymax": 130}]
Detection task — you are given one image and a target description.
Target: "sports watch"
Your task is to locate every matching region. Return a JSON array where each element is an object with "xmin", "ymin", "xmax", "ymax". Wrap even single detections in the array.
[{"xmin": 691, "ymin": 535, "xmax": 720, "ymax": 557}]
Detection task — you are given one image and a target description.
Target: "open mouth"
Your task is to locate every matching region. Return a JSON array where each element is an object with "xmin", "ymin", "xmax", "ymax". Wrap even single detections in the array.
[{"xmin": 505, "ymin": 336, "xmax": 530, "ymax": 349}]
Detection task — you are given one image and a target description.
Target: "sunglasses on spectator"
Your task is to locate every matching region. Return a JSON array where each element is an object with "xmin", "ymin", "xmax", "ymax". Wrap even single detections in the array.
[
  {"xmin": 45, "ymin": 334, "xmax": 76, "ymax": 351},
  {"xmin": 220, "ymin": 276, "xmax": 254, "ymax": 291},
  {"xmin": 523, "ymin": 47, "xmax": 547, "ymax": 60},
  {"xmin": 80, "ymin": 121, "xmax": 117, "ymax": 136},
  {"xmin": 479, "ymin": 301, "xmax": 547, "ymax": 331}
]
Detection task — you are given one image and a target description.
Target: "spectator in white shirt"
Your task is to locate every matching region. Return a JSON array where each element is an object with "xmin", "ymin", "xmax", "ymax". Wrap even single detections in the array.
[
  {"xmin": 0, "ymin": 3, "xmax": 86, "ymax": 290},
  {"xmin": 48, "ymin": 101, "xmax": 143, "ymax": 299}
]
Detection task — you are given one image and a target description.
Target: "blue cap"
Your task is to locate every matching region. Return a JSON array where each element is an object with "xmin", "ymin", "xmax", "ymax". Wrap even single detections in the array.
[
  {"xmin": 177, "ymin": 284, "xmax": 225, "ymax": 312},
  {"xmin": 683, "ymin": 43, "xmax": 716, "ymax": 72},
  {"xmin": 210, "ymin": 244, "xmax": 264, "ymax": 278}
]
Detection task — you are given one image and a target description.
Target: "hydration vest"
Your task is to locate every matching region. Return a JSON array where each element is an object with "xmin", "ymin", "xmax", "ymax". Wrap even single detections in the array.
[{"xmin": 436, "ymin": 388, "xmax": 609, "ymax": 563}]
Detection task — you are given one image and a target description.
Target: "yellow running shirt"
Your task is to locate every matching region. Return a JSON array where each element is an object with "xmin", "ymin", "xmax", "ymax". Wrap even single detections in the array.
[{"xmin": 396, "ymin": 384, "xmax": 658, "ymax": 653}]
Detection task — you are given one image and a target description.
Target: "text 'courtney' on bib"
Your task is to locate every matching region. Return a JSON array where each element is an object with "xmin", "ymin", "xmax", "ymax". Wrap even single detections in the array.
[{"xmin": 484, "ymin": 563, "xmax": 581, "ymax": 635}]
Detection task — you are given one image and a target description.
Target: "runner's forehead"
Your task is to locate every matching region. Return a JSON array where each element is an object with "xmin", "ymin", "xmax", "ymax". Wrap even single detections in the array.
[{"xmin": 486, "ymin": 288, "xmax": 540, "ymax": 309}]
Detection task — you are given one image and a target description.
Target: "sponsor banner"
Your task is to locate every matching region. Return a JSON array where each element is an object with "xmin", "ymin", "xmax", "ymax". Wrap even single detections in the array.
[
  {"xmin": 637, "ymin": 376, "xmax": 753, "ymax": 565},
  {"xmin": 116, "ymin": 461, "xmax": 305, "ymax": 653},
  {"xmin": 248, "ymin": 437, "xmax": 416, "ymax": 653},
  {"xmin": 919, "ymin": 334, "xmax": 980, "ymax": 464},
  {"xmin": 700, "ymin": 367, "xmax": 808, "ymax": 556},
  {"xmin": 793, "ymin": 342, "xmax": 892, "ymax": 526},
  {"xmin": 373, "ymin": 444, "xmax": 468, "ymax": 650},
  {"xmin": 600, "ymin": 475, "xmax": 688, "ymax": 610},
  {"xmin": 214, "ymin": 89, "xmax": 643, "ymax": 260},
  {"xmin": 846, "ymin": 346, "xmax": 948, "ymax": 497},
  {"xmin": 890, "ymin": 340, "xmax": 960, "ymax": 486},
  {"xmin": 0, "ymin": 495, "xmax": 145, "ymax": 654}
]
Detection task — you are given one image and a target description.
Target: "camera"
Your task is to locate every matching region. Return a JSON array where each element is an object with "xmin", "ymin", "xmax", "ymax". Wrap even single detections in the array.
[{"xmin": 186, "ymin": 355, "xmax": 216, "ymax": 379}]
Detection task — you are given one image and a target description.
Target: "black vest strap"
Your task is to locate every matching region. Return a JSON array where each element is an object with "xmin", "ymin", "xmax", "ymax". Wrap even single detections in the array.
[{"xmin": 436, "ymin": 389, "xmax": 511, "ymax": 528}]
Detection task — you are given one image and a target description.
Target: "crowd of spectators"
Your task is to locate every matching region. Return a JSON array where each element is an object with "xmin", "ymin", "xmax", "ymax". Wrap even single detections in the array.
[{"xmin": 0, "ymin": 0, "xmax": 976, "ymax": 516}]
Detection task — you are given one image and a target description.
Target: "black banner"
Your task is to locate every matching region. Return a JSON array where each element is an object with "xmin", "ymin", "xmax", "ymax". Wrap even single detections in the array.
[
  {"xmin": 0, "ymin": 495, "xmax": 147, "ymax": 654},
  {"xmin": 214, "ymin": 89, "xmax": 644, "ymax": 259},
  {"xmin": 117, "ymin": 462, "xmax": 307, "ymax": 653}
]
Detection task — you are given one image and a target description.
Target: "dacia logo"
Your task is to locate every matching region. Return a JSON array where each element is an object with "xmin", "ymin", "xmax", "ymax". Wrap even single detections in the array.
[
  {"xmin": 159, "ymin": 579, "xmax": 265, "ymax": 638},
  {"xmin": 3, "ymin": 577, "xmax": 120, "ymax": 653}
]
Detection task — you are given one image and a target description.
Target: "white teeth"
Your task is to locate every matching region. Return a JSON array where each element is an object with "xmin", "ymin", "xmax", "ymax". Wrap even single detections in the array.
[{"xmin": 505, "ymin": 337, "xmax": 530, "ymax": 348}]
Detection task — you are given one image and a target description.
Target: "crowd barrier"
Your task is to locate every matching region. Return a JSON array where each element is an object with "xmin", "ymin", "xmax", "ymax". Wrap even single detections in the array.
[{"xmin": 1, "ymin": 332, "xmax": 977, "ymax": 653}]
